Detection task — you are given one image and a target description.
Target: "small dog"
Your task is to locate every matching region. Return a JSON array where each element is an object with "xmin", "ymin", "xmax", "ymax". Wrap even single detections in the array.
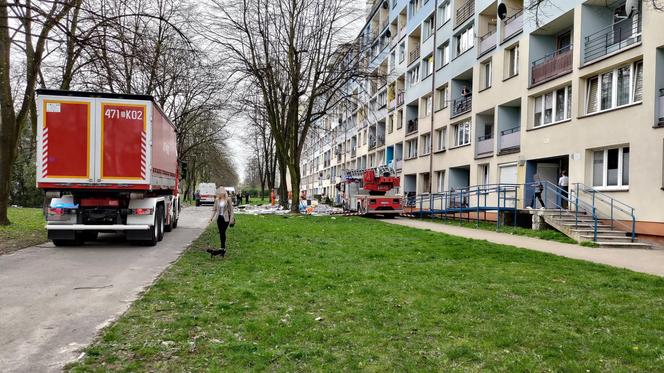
[{"xmin": 206, "ymin": 248, "xmax": 226, "ymax": 258}]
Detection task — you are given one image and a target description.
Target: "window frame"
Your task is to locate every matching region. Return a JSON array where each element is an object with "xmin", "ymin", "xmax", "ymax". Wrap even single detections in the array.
[
  {"xmin": 481, "ymin": 59, "xmax": 492, "ymax": 90},
  {"xmin": 585, "ymin": 60, "xmax": 643, "ymax": 115},
  {"xmin": 592, "ymin": 146, "xmax": 630, "ymax": 190},
  {"xmin": 452, "ymin": 120, "xmax": 471, "ymax": 147},
  {"xmin": 533, "ymin": 84, "xmax": 572, "ymax": 128}
]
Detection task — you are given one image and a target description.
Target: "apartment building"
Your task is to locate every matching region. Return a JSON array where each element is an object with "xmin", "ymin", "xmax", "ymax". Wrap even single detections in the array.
[{"xmin": 301, "ymin": 0, "xmax": 664, "ymax": 236}]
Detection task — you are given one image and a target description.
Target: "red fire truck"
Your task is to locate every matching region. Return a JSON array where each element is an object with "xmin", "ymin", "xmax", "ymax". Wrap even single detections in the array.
[
  {"xmin": 36, "ymin": 89, "xmax": 180, "ymax": 246},
  {"xmin": 342, "ymin": 166, "xmax": 403, "ymax": 216}
]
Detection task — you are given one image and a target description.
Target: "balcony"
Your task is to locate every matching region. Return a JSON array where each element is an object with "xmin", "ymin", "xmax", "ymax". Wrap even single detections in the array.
[
  {"xmin": 451, "ymin": 96, "xmax": 472, "ymax": 118},
  {"xmin": 499, "ymin": 126, "xmax": 520, "ymax": 152},
  {"xmin": 659, "ymin": 89, "xmax": 664, "ymax": 125},
  {"xmin": 503, "ymin": 9, "xmax": 523, "ymax": 41},
  {"xmin": 388, "ymin": 98, "xmax": 397, "ymax": 111},
  {"xmin": 408, "ymin": 47, "xmax": 421, "ymax": 65},
  {"xmin": 455, "ymin": 1, "xmax": 474, "ymax": 29},
  {"xmin": 584, "ymin": 13, "xmax": 641, "ymax": 64},
  {"xmin": 406, "ymin": 119, "xmax": 418, "ymax": 135},
  {"xmin": 531, "ymin": 46, "xmax": 573, "ymax": 86},
  {"xmin": 478, "ymin": 29, "xmax": 497, "ymax": 57},
  {"xmin": 475, "ymin": 135, "xmax": 493, "ymax": 157}
]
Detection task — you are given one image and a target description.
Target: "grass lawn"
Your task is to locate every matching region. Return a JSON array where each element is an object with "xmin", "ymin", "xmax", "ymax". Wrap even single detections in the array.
[
  {"xmin": 0, "ymin": 207, "xmax": 46, "ymax": 255},
  {"xmin": 69, "ymin": 215, "xmax": 664, "ymax": 371},
  {"xmin": 423, "ymin": 217, "xmax": 577, "ymax": 244}
]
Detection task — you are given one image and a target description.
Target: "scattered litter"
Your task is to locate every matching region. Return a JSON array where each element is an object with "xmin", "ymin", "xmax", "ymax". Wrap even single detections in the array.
[
  {"xmin": 315, "ymin": 316, "xmax": 324, "ymax": 322},
  {"xmin": 73, "ymin": 284, "xmax": 113, "ymax": 290},
  {"xmin": 235, "ymin": 202, "xmax": 343, "ymax": 216},
  {"xmin": 161, "ymin": 341, "xmax": 175, "ymax": 347}
]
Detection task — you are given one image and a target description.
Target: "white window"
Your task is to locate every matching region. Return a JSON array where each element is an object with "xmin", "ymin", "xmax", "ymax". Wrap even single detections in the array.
[
  {"xmin": 592, "ymin": 146, "xmax": 629, "ymax": 189},
  {"xmin": 437, "ymin": 1, "xmax": 451, "ymax": 25},
  {"xmin": 421, "ymin": 133, "xmax": 432, "ymax": 155},
  {"xmin": 586, "ymin": 61, "xmax": 643, "ymax": 114},
  {"xmin": 423, "ymin": 16, "xmax": 435, "ymax": 40},
  {"xmin": 453, "ymin": 121, "xmax": 471, "ymax": 147},
  {"xmin": 422, "ymin": 54, "xmax": 434, "ymax": 78},
  {"xmin": 408, "ymin": 65, "xmax": 420, "ymax": 86},
  {"xmin": 437, "ymin": 41, "xmax": 450, "ymax": 69},
  {"xmin": 409, "ymin": 0, "xmax": 421, "ymax": 18},
  {"xmin": 533, "ymin": 84, "xmax": 572, "ymax": 127},
  {"xmin": 435, "ymin": 170, "xmax": 445, "ymax": 192},
  {"xmin": 407, "ymin": 139, "xmax": 418, "ymax": 158},
  {"xmin": 456, "ymin": 25, "xmax": 474, "ymax": 56},
  {"xmin": 479, "ymin": 164, "xmax": 490, "ymax": 185},
  {"xmin": 481, "ymin": 60, "xmax": 492, "ymax": 90},
  {"xmin": 435, "ymin": 128, "xmax": 446, "ymax": 151},
  {"xmin": 436, "ymin": 84, "xmax": 448, "ymax": 110},
  {"xmin": 399, "ymin": 43, "xmax": 405, "ymax": 63},
  {"xmin": 423, "ymin": 95, "xmax": 433, "ymax": 116},
  {"xmin": 506, "ymin": 44, "xmax": 519, "ymax": 78}
]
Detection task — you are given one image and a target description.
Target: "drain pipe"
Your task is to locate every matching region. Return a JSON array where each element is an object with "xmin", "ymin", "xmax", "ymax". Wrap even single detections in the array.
[{"xmin": 428, "ymin": 0, "xmax": 439, "ymax": 194}]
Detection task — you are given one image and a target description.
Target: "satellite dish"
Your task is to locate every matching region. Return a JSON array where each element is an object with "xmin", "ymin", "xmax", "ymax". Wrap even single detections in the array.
[
  {"xmin": 385, "ymin": 29, "xmax": 392, "ymax": 38},
  {"xmin": 497, "ymin": 2, "xmax": 507, "ymax": 20},
  {"xmin": 382, "ymin": 1, "xmax": 388, "ymax": 9},
  {"xmin": 625, "ymin": 0, "xmax": 638, "ymax": 17}
]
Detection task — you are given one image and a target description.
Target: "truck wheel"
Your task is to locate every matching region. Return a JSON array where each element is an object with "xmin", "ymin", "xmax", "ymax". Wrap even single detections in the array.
[
  {"xmin": 82, "ymin": 231, "xmax": 98, "ymax": 241},
  {"xmin": 157, "ymin": 205, "xmax": 165, "ymax": 242},
  {"xmin": 143, "ymin": 211, "xmax": 160, "ymax": 246},
  {"xmin": 164, "ymin": 206, "xmax": 173, "ymax": 232},
  {"xmin": 172, "ymin": 208, "xmax": 179, "ymax": 229},
  {"xmin": 53, "ymin": 233, "xmax": 84, "ymax": 247}
]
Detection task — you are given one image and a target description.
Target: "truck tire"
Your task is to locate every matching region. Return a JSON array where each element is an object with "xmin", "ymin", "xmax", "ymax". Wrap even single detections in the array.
[
  {"xmin": 157, "ymin": 205, "xmax": 165, "ymax": 242},
  {"xmin": 172, "ymin": 205, "xmax": 179, "ymax": 229},
  {"xmin": 142, "ymin": 211, "xmax": 160, "ymax": 246},
  {"xmin": 81, "ymin": 231, "xmax": 98, "ymax": 241},
  {"xmin": 164, "ymin": 205, "xmax": 173, "ymax": 232},
  {"xmin": 53, "ymin": 233, "xmax": 84, "ymax": 247}
]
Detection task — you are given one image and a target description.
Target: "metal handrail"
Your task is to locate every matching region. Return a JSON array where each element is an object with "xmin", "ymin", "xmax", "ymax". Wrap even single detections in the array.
[
  {"xmin": 531, "ymin": 45, "xmax": 573, "ymax": 68},
  {"xmin": 500, "ymin": 126, "xmax": 520, "ymax": 135},
  {"xmin": 584, "ymin": 13, "xmax": 641, "ymax": 62},
  {"xmin": 477, "ymin": 134, "xmax": 493, "ymax": 141},
  {"xmin": 451, "ymin": 95, "xmax": 472, "ymax": 117},
  {"xmin": 479, "ymin": 29, "xmax": 496, "ymax": 42},
  {"xmin": 455, "ymin": 0, "xmax": 474, "ymax": 28},
  {"xmin": 503, "ymin": 9, "xmax": 523, "ymax": 25}
]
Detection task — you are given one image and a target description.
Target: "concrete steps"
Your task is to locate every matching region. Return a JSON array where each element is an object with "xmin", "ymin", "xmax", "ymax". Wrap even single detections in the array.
[{"xmin": 537, "ymin": 211, "xmax": 650, "ymax": 249}]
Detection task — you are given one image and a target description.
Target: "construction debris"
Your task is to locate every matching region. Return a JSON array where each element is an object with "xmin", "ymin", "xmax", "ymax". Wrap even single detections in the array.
[{"xmin": 234, "ymin": 202, "xmax": 343, "ymax": 216}]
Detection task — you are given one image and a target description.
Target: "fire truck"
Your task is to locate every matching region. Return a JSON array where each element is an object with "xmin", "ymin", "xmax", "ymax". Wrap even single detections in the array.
[
  {"xmin": 342, "ymin": 166, "xmax": 403, "ymax": 216},
  {"xmin": 35, "ymin": 89, "xmax": 180, "ymax": 246}
]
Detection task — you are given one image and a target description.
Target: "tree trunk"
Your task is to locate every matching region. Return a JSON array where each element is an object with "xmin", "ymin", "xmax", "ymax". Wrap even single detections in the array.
[
  {"xmin": 278, "ymin": 160, "xmax": 288, "ymax": 209},
  {"xmin": 287, "ymin": 160, "xmax": 301, "ymax": 214}
]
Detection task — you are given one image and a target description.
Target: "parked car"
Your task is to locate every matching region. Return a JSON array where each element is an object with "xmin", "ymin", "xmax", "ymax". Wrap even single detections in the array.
[{"xmin": 196, "ymin": 183, "xmax": 216, "ymax": 206}]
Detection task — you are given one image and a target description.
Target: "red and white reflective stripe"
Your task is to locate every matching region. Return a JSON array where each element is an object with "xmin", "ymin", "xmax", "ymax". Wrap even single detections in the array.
[
  {"xmin": 41, "ymin": 127, "xmax": 49, "ymax": 177},
  {"xmin": 140, "ymin": 131, "xmax": 147, "ymax": 179}
]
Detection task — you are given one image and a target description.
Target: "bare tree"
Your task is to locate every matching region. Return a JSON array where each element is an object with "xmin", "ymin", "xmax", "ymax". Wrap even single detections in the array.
[{"xmin": 206, "ymin": 0, "xmax": 380, "ymax": 212}]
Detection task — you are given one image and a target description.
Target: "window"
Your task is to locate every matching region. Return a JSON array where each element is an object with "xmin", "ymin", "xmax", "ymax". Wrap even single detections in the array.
[
  {"xmin": 437, "ymin": 1, "xmax": 451, "ymax": 26},
  {"xmin": 533, "ymin": 84, "xmax": 572, "ymax": 127},
  {"xmin": 455, "ymin": 25, "xmax": 474, "ymax": 56},
  {"xmin": 423, "ymin": 16, "xmax": 435, "ymax": 40},
  {"xmin": 390, "ymin": 51, "xmax": 396, "ymax": 71},
  {"xmin": 453, "ymin": 121, "xmax": 471, "ymax": 147},
  {"xmin": 506, "ymin": 44, "xmax": 519, "ymax": 78},
  {"xmin": 399, "ymin": 43, "xmax": 406, "ymax": 63},
  {"xmin": 435, "ymin": 127, "xmax": 446, "ymax": 151},
  {"xmin": 592, "ymin": 146, "xmax": 629, "ymax": 189},
  {"xmin": 586, "ymin": 61, "xmax": 643, "ymax": 114},
  {"xmin": 481, "ymin": 59, "xmax": 492, "ymax": 90},
  {"xmin": 436, "ymin": 84, "xmax": 448, "ymax": 110},
  {"xmin": 423, "ymin": 95, "xmax": 433, "ymax": 116},
  {"xmin": 435, "ymin": 171, "xmax": 445, "ymax": 192},
  {"xmin": 397, "ymin": 110, "xmax": 403, "ymax": 129},
  {"xmin": 422, "ymin": 54, "xmax": 434, "ymax": 78},
  {"xmin": 388, "ymin": 115, "xmax": 394, "ymax": 133},
  {"xmin": 407, "ymin": 65, "xmax": 420, "ymax": 86},
  {"xmin": 479, "ymin": 164, "xmax": 490, "ymax": 185},
  {"xmin": 421, "ymin": 133, "xmax": 432, "ymax": 155},
  {"xmin": 436, "ymin": 41, "xmax": 450, "ymax": 69},
  {"xmin": 409, "ymin": 0, "xmax": 422, "ymax": 18},
  {"xmin": 407, "ymin": 138, "xmax": 418, "ymax": 159}
]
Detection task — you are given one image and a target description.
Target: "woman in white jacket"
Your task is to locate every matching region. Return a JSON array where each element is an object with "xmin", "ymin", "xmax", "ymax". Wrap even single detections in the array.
[{"xmin": 208, "ymin": 187, "xmax": 235, "ymax": 257}]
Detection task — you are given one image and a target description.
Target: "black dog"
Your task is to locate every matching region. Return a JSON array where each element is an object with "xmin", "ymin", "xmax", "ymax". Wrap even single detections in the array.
[{"xmin": 206, "ymin": 248, "xmax": 226, "ymax": 258}]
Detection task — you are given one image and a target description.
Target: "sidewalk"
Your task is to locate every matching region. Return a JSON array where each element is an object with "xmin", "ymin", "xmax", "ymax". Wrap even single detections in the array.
[{"xmin": 382, "ymin": 218, "xmax": 664, "ymax": 277}]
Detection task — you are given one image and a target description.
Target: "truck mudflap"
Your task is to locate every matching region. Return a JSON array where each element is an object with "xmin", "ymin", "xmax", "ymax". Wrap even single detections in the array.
[{"xmin": 46, "ymin": 224, "xmax": 150, "ymax": 230}]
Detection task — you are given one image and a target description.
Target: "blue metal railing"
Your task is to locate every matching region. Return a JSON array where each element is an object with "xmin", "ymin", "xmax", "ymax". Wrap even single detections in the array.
[{"xmin": 413, "ymin": 184, "xmax": 520, "ymax": 230}]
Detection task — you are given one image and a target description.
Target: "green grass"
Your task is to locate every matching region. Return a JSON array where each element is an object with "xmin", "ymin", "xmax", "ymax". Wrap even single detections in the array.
[
  {"xmin": 0, "ymin": 207, "xmax": 46, "ymax": 254},
  {"xmin": 68, "ymin": 215, "xmax": 664, "ymax": 372},
  {"xmin": 423, "ymin": 217, "xmax": 577, "ymax": 244}
]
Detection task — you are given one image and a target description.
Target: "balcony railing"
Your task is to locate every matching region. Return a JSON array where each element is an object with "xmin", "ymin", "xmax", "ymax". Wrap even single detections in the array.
[
  {"xmin": 531, "ymin": 46, "xmax": 573, "ymax": 86},
  {"xmin": 476, "ymin": 135, "xmax": 493, "ymax": 156},
  {"xmin": 499, "ymin": 126, "xmax": 520, "ymax": 151},
  {"xmin": 388, "ymin": 98, "xmax": 397, "ymax": 111},
  {"xmin": 478, "ymin": 29, "xmax": 497, "ymax": 56},
  {"xmin": 503, "ymin": 9, "xmax": 523, "ymax": 41},
  {"xmin": 451, "ymin": 95, "xmax": 472, "ymax": 117},
  {"xmin": 584, "ymin": 13, "xmax": 641, "ymax": 63},
  {"xmin": 455, "ymin": 1, "xmax": 474, "ymax": 28},
  {"xmin": 408, "ymin": 46, "xmax": 421, "ymax": 65},
  {"xmin": 406, "ymin": 119, "xmax": 418, "ymax": 134},
  {"xmin": 659, "ymin": 89, "xmax": 664, "ymax": 125}
]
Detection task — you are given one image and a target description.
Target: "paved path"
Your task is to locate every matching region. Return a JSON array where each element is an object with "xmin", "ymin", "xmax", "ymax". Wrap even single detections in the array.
[
  {"xmin": 382, "ymin": 218, "xmax": 664, "ymax": 277},
  {"xmin": 0, "ymin": 206, "xmax": 211, "ymax": 373}
]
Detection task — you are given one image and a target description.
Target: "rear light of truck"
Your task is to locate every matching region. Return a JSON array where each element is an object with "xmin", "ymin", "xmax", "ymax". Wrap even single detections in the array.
[
  {"xmin": 130, "ymin": 208, "xmax": 153, "ymax": 215},
  {"xmin": 48, "ymin": 208, "xmax": 65, "ymax": 215}
]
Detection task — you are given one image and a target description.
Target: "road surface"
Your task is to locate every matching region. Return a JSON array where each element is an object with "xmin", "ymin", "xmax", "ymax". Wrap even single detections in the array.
[{"xmin": 0, "ymin": 206, "xmax": 211, "ymax": 372}]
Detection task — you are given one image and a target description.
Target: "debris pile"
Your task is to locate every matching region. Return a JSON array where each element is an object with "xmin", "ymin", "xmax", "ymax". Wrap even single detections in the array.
[{"xmin": 235, "ymin": 201, "xmax": 343, "ymax": 216}]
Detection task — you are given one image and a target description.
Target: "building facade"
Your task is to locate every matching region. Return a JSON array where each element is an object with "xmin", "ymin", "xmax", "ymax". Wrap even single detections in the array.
[{"xmin": 301, "ymin": 0, "xmax": 664, "ymax": 236}]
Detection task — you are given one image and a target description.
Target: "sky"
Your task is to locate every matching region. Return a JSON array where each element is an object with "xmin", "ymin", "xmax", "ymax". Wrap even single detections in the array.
[{"xmin": 227, "ymin": 1, "xmax": 368, "ymax": 184}]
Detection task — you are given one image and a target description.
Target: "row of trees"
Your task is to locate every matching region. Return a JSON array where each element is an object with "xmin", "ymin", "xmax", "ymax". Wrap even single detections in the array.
[{"xmin": 0, "ymin": 0, "xmax": 237, "ymax": 224}]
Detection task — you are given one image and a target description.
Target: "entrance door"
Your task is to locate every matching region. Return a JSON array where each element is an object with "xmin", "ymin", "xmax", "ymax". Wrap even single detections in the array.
[
  {"xmin": 536, "ymin": 163, "xmax": 559, "ymax": 207},
  {"xmin": 499, "ymin": 164, "xmax": 517, "ymax": 207}
]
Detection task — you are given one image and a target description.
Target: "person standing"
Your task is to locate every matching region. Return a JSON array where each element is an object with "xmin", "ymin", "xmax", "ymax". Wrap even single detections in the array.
[
  {"xmin": 208, "ymin": 187, "xmax": 235, "ymax": 258},
  {"xmin": 529, "ymin": 175, "xmax": 545, "ymax": 209},
  {"xmin": 245, "ymin": 191, "xmax": 250, "ymax": 204},
  {"xmin": 558, "ymin": 170, "xmax": 569, "ymax": 209}
]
